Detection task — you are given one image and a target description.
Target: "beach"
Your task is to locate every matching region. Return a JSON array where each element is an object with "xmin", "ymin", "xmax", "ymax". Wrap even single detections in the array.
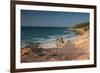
[
  {"xmin": 21, "ymin": 30, "xmax": 89, "ymax": 62},
  {"xmin": 39, "ymin": 31, "xmax": 89, "ymax": 60}
]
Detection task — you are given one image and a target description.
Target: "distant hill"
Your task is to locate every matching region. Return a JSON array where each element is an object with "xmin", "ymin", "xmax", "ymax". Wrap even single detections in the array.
[
  {"xmin": 73, "ymin": 22, "xmax": 89, "ymax": 29},
  {"xmin": 71, "ymin": 22, "xmax": 89, "ymax": 34}
]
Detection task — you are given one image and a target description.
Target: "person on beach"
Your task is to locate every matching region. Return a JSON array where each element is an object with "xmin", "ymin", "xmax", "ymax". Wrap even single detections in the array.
[{"xmin": 56, "ymin": 36, "xmax": 64, "ymax": 48}]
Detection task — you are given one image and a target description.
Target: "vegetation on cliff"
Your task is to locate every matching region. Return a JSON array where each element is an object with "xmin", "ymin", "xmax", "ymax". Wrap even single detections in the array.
[{"xmin": 73, "ymin": 22, "xmax": 89, "ymax": 29}]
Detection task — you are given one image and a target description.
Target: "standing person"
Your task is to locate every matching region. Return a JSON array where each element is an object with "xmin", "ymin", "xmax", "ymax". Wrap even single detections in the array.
[{"xmin": 56, "ymin": 36, "xmax": 64, "ymax": 48}]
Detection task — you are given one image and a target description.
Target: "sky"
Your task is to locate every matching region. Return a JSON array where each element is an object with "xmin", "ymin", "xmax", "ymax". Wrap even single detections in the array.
[{"xmin": 21, "ymin": 10, "xmax": 89, "ymax": 27}]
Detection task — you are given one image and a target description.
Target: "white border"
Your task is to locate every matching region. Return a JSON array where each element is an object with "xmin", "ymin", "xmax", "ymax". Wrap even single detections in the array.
[{"xmin": 16, "ymin": 4, "xmax": 94, "ymax": 69}]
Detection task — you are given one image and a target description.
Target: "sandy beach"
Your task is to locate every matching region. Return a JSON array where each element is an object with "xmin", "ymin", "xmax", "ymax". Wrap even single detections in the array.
[
  {"xmin": 21, "ymin": 30, "xmax": 89, "ymax": 62},
  {"xmin": 39, "ymin": 31, "xmax": 89, "ymax": 60}
]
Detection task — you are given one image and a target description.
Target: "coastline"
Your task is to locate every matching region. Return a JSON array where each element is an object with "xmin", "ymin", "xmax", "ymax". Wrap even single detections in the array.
[
  {"xmin": 21, "ymin": 30, "xmax": 89, "ymax": 62},
  {"xmin": 38, "ymin": 31, "xmax": 89, "ymax": 49}
]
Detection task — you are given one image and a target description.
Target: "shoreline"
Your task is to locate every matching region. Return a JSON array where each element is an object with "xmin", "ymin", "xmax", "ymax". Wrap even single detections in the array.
[
  {"xmin": 21, "ymin": 37, "xmax": 77, "ymax": 49},
  {"xmin": 21, "ymin": 31, "xmax": 89, "ymax": 62}
]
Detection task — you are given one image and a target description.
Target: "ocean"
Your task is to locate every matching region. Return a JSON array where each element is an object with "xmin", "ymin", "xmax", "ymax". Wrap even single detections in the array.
[{"xmin": 21, "ymin": 26, "xmax": 76, "ymax": 48}]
